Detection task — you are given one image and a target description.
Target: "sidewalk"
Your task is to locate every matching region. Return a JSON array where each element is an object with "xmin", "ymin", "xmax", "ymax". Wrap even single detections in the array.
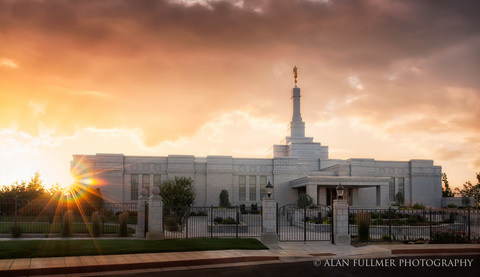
[{"xmin": 0, "ymin": 241, "xmax": 479, "ymax": 276}]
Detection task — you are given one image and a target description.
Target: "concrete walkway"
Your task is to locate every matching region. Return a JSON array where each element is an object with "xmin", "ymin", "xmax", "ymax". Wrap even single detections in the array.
[{"xmin": 1, "ymin": 241, "xmax": 479, "ymax": 276}]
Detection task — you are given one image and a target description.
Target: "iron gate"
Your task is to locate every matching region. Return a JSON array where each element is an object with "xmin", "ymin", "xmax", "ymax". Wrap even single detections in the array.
[{"xmin": 277, "ymin": 204, "xmax": 333, "ymax": 241}]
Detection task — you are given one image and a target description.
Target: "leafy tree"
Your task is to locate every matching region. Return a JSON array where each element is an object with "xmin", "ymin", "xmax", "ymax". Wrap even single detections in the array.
[
  {"xmin": 296, "ymin": 193, "xmax": 313, "ymax": 208},
  {"xmin": 442, "ymin": 173, "xmax": 455, "ymax": 197},
  {"xmin": 159, "ymin": 176, "xmax": 196, "ymax": 207},
  {"xmin": 454, "ymin": 172, "xmax": 480, "ymax": 205},
  {"xmin": 219, "ymin": 190, "xmax": 231, "ymax": 208}
]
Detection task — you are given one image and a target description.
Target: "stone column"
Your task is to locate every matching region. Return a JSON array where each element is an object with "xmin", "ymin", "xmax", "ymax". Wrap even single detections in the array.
[
  {"xmin": 146, "ymin": 187, "xmax": 164, "ymax": 240},
  {"xmin": 135, "ymin": 189, "xmax": 148, "ymax": 238},
  {"xmin": 260, "ymin": 198, "xmax": 278, "ymax": 244},
  {"xmin": 333, "ymin": 199, "xmax": 350, "ymax": 245}
]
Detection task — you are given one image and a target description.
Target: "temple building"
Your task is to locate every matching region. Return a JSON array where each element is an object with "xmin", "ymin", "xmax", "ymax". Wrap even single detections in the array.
[{"xmin": 70, "ymin": 69, "xmax": 442, "ymax": 208}]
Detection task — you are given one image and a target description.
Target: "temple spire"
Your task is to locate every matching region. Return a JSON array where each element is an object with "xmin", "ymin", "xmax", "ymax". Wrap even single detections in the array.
[{"xmin": 289, "ymin": 66, "xmax": 305, "ymax": 138}]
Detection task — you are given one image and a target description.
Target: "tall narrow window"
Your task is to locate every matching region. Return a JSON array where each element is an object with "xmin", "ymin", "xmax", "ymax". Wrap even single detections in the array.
[
  {"xmin": 239, "ymin": 176, "xmax": 246, "ymax": 201},
  {"xmin": 154, "ymin": 174, "xmax": 161, "ymax": 188},
  {"xmin": 259, "ymin": 176, "xmax": 267, "ymax": 200},
  {"xmin": 249, "ymin": 176, "xmax": 256, "ymax": 201},
  {"xmin": 142, "ymin": 174, "xmax": 150, "ymax": 197},
  {"xmin": 398, "ymin": 177, "xmax": 405, "ymax": 200},
  {"xmin": 131, "ymin": 174, "xmax": 138, "ymax": 200},
  {"xmin": 389, "ymin": 177, "xmax": 395, "ymax": 202}
]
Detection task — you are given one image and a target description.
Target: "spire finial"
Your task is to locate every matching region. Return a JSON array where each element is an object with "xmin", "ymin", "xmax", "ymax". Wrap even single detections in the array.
[{"xmin": 293, "ymin": 66, "xmax": 298, "ymax": 84}]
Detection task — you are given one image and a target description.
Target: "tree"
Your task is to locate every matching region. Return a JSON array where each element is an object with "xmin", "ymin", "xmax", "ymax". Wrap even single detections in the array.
[
  {"xmin": 296, "ymin": 193, "xmax": 313, "ymax": 208},
  {"xmin": 442, "ymin": 173, "xmax": 455, "ymax": 197},
  {"xmin": 219, "ymin": 190, "xmax": 231, "ymax": 208},
  {"xmin": 159, "ymin": 176, "xmax": 196, "ymax": 207},
  {"xmin": 454, "ymin": 172, "xmax": 480, "ymax": 205}
]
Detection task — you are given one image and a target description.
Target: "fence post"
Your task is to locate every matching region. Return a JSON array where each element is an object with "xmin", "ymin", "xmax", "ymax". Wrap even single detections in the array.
[
  {"xmin": 135, "ymin": 189, "xmax": 148, "ymax": 238},
  {"xmin": 468, "ymin": 208, "xmax": 471, "ymax": 240},
  {"xmin": 186, "ymin": 207, "xmax": 189, "ymax": 239},
  {"xmin": 146, "ymin": 187, "xmax": 164, "ymax": 240},
  {"xmin": 210, "ymin": 205, "xmax": 213, "ymax": 239},
  {"xmin": 388, "ymin": 207, "xmax": 392, "ymax": 241},
  {"xmin": 235, "ymin": 205, "xmax": 239, "ymax": 238},
  {"xmin": 429, "ymin": 208, "xmax": 432, "ymax": 240},
  {"xmin": 303, "ymin": 206, "xmax": 307, "ymax": 242},
  {"xmin": 14, "ymin": 196, "xmax": 18, "ymax": 225},
  {"xmin": 260, "ymin": 198, "xmax": 278, "ymax": 244},
  {"xmin": 333, "ymin": 199, "xmax": 350, "ymax": 245}
]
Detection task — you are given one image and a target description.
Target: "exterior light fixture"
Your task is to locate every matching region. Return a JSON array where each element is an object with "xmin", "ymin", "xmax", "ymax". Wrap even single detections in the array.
[
  {"xmin": 265, "ymin": 181, "xmax": 273, "ymax": 198},
  {"xmin": 336, "ymin": 183, "xmax": 345, "ymax": 199}
]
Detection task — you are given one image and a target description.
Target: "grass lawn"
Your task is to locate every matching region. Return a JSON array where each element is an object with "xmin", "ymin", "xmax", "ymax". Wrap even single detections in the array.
[{"xmin": 0, "ymin": 238, "xmax": 268, "ymax": 259}]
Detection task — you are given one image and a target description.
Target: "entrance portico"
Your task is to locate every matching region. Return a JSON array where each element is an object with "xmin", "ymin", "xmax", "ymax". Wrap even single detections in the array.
[{"xmin": 290, "ymin": 176, "xmax": 391, "ymax": 207}]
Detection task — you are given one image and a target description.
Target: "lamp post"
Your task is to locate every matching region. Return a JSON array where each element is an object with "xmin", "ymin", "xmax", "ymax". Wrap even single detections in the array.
[
  {"xmin": 265, "ymin": 181, "xmax": 273, "ymax": 198},
  {"xmin": 336, "ymin": 183, "xmax": 345, "ymax": 200}
]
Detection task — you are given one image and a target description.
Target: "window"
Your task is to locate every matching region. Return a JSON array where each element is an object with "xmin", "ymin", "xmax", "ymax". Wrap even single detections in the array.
[
  {"xmin": 154, "ymin": 174, "xmax": 161, "ymax": 188},
  {"xmin": 259, "ymin": 176, "xmax": 267, "ymax": 200},
  {"xmin": 389, "ymin": 177, "xmax": 395, "ymax": 202},
  {"xmin": 142, "ymin": 174, "xmax": 150, "ymax": 196},
  {"xmin": 249, "ymin": 176, "xmax": 256, "ymax": 201},
  {"xmin": 131, "ymin": 174, "xmax": 138, "ymax": 200},
  {"xmin": 239, "ymin": 176, "xmax": 246, "ymax": 201}
]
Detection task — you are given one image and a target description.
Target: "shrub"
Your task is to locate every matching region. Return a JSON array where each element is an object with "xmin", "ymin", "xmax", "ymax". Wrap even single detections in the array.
[
  {"xmin": 356, "ymin": 211, "xmax": 371, "ymax": 242},
  {"xmin": 381, "ymin": 235, "xmax": 391, "ymax": 242},
  {"xmin": 221, "ymin": 217, "xmax": 237, "ymax": 225},
  {"xmin": 446, "ymin": 204, "xmax": 458, "ymax": 209},
  {"xmin": 91, "ymin": 211, "xmax": 102, "ymax": 237},
  {"xmin": 219, "ymin": 190, "xmax": 231, "ymax": 208},
  {"xmin": 296, "ymin": 194, "xmax": 313, "ymax": 208},
  {"xmin": 412, "ymin": 203, "xmax": 426, "ymax": 209},
  {"xmin": 10, "ymin": 224, "xmax": 22, "ymax": 238},
  {"xmin": 431, "ymin": 229, "xmax": 469, "ymax": 244},
  {"xmin": 118, "ymin": 211, "xmax": 129, "ymax": 237},
  {"xmin": 213, "ymin": 217, "xmax": 223, "ymax": 224},
  {"xmin": 395, "ymin": 192, "xmax": 404, "ymax": 206},
  {"xmin": 62, "ymin": 210, "xmax": 74, "ymax": 237},
  {"xmin": 165, "ymin": 216, "xmax": 179, "ymax": 231}
]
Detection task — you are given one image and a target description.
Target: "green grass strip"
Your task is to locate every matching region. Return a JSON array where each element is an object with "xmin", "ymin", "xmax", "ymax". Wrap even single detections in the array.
[{"xmin": 0, "ymin": 238, "xmax": 268, "ymax": 259}]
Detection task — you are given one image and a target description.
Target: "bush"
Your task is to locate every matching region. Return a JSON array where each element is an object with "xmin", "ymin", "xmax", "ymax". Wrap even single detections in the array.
[
  {"xmin": 213, "ymin": 217, "xmax": 223, "ymax": 224},
  {"xmin": 356, "ymin": 211, "xmax": 371, "ymax": 242},
  {"xmin": 221, "ymin": 217, "xmax": 237, "ymax": 225},
  {"xmin": 412, "ymin": 203, "xmax": 426, "ymax": 209},
  {"xmin": 296, "ymin": 194, "xmax": 313, "ymax": 208},
  {"xmin": 219, "ymin": 190, "xmax": 231, "ymax": 208},
  {"xmin": 10, "ymin": 224, "xmax": 22, "ymax": 238},
  {"xmin": 446, "ymin": 204, "xmax": 458, "ymax": 209},
  {"xmin": 165, "ymin": 216, "xmax": 179, "ymax": 231},
  {"xmin": 62, "ymin": 210, "xmax": 74, "ymax": 237},
  {"xmin": 431, "ymin": 230, "xmax": 469, "ymax": 244},
  {"xmin": 91, "ymin": 211, "xmax": 102, "ymax": 237},
  {"xmin": 118, "ymin": 211, "xmax": 129, "ymax": 237}
]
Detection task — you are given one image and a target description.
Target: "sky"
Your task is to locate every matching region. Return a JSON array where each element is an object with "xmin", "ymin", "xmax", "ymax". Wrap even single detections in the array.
[{"xmin": 0, "ymin": 0, "xmax": 479, "ymax": 190}]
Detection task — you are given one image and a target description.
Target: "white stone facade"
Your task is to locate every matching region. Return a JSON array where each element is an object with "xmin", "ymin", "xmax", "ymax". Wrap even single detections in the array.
[{"xmin": 71, "ymin": 84, "xmax": 442, "ymax": 208}]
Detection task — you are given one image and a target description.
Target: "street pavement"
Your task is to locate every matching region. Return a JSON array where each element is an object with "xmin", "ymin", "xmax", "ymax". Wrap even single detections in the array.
[{"xmin": 0, "ymin": 240, "xmax": 479, "ymax": 276}]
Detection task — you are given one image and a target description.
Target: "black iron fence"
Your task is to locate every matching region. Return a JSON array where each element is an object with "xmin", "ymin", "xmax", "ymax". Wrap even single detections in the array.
[
  {"xmin": 277, "ymin": 204, "xmax": 332, "ymax": 242},
  {"xmin": 0, "ymin": 198, "xmax": 137, "ymax": 237},
  {"xmin": 349, "ymin": 207, "xmax": 480, "ymax": 243},
  {"xmin": 162, "ymin": 205, "xmax": 262, "ymax": 239}
]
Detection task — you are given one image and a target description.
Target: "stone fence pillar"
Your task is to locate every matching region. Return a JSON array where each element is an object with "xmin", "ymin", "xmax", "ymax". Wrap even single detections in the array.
[
  {"xmin": 260, "ymin": 198, "xmax": 278, "ymax": 244},
  {"xmin": 135, "ymin": 189, "xmax": 148, "ymax": 238},
  {"xmin": 146, "ymin": 187, "xmax": 164, "ymax": 240},
  {"xmin": 333, "ymin": 199, "xmax": 350, "ymax": 245}
]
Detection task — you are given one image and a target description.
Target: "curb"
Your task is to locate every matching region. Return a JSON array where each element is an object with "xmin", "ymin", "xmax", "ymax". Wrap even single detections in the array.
[
  {"xmin": 2, "ymin": 256, "xmax": 280, "ymax": 277},
  {"xmin": 391, "ymin": 248, "xmax": 480, "ymax": 255}
]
